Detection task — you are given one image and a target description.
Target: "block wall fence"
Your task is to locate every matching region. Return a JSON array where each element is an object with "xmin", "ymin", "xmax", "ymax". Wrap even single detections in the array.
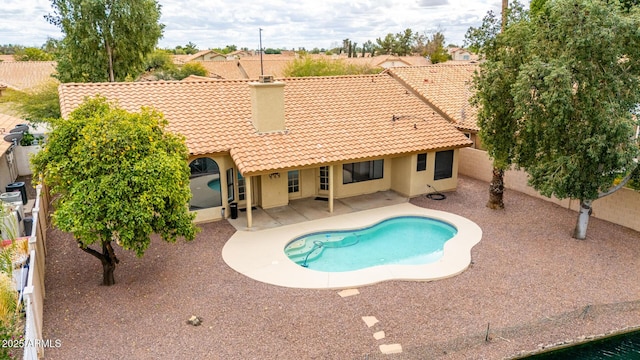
[{"xmin": 458, "ymin": 147, "xmax": 640, "ymax": 233}]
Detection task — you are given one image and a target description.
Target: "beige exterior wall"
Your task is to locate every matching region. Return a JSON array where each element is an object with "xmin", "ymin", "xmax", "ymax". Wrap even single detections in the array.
[
  {"xmin": 299, "ymin": 168, "xmax": 317, "ymax": 199},
  {"xmin": 190, "ymin": 149, "xmax": 464, "ymax": 222},
  {"xmin": 259, "ymin": 173, "xmax": 289, "ymax": 209},
  {"xmin": 333, "ymin": 160, "xmax": 391, "ymax": 198},
  {"xmin": 459, "ymin": 147, "xmax": 640, "ymax": 233},
  {"xmin": 389, "ymin": 150, "xmax": 461, "ymax": 197},
  {"xmin": 203, "ymin": 53, "xmax": 225, "ymax": 61},
  {"xmin": 390, "ymin": 156, "xmax": 412, "ymax": 196}
]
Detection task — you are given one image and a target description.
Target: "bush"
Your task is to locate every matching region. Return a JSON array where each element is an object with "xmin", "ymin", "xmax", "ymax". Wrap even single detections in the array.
[
  {"xmin": 283, "ymin": 56, "xmax": 381, "ymax": 77},
  {"xmin": 3, "ymin": 80, "xmax": 60, "ymax": 122},
  {"xmin": 174, "ymin": 62, "xmax": 208, "ymax": 80}
]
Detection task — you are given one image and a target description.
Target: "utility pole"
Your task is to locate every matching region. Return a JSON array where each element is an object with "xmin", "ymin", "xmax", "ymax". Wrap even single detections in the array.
[{"xmin": 259, "ymin": 28, "xmax": 264, "ymax": 76}]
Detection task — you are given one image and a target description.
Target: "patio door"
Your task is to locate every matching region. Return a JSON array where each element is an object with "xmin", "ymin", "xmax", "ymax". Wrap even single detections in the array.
[{"xmin": 317, "ymin": 166, "xmax": 330, "ymax": 197}]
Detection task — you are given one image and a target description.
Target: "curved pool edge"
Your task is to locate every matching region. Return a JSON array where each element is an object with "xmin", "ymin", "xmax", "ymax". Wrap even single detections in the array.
[{"xmin": 221, "ymin": 203, "xmax": 482, "ymax": 289}]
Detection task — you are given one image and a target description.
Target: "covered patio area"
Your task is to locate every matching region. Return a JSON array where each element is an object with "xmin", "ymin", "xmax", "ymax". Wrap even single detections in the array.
[{"xmin": 227, "ymin": 190, "xmax": 409, "ymax": 231}]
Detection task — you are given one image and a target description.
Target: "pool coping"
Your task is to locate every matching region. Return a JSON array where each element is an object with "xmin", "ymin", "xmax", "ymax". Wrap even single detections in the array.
[{"xmin": 221, "ymin": 203, "xmax": 482, "ymax": 289}]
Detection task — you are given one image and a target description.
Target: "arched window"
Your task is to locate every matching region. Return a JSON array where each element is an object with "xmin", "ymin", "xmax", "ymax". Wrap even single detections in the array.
[{"xmin": 188, "ymin": 158, "xmax": 222, "ymax": 210}]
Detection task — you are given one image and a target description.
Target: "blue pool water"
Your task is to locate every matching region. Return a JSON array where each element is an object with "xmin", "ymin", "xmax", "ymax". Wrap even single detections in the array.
[
  {"xmin": 284, "ymin": 216, "xmax": 457, "ymax": 272},
  {"xmin": 207, "ymin": 179, "xmax": 220, "ymax": 191}
]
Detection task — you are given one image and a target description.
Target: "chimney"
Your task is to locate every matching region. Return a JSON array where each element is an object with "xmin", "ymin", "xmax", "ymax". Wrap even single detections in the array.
[{"xmin": 249, "ymin": 75, "xmax": 286, "ymax": 132}]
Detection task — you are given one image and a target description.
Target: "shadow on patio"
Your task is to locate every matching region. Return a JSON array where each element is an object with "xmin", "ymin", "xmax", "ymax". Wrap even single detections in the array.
[{"xmin": 227, "ymin": 190, "xmax": 409, "ymax": 231}]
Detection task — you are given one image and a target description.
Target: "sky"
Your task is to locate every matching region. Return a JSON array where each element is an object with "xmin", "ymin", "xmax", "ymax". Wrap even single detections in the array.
[{"xmin": 1, "ymin": 0, "xmax": 522, "ymax": 51}]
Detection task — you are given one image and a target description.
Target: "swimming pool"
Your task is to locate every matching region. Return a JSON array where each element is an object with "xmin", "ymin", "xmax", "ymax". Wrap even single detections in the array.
[
  {"xmin": 284, "ymin": 216, "xmax": 457, "ymax": 272},
  {"xmin": 222, "ymin": 203, "xmax": 482, "ymax": 289}
]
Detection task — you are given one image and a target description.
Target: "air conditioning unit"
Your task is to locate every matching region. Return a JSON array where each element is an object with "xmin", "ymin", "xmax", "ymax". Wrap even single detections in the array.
[{"xmin": 259, "ymin": 75, "xmax": 274, "ymax": 83}]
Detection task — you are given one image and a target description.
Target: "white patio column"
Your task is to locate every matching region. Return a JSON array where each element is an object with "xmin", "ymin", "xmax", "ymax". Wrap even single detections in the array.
[
  {"xmin": 328, "ymin": 165, "xmax": 334, "ymax": 213},
  {"xmin": 246, "ymin": 175, "xmax": 252, "ymax": 228}
]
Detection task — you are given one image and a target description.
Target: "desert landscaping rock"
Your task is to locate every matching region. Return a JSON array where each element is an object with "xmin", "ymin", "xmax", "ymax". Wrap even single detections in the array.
[{"xmin": 41, "ymin": 177, "xmax": 640, "ymax": 359}]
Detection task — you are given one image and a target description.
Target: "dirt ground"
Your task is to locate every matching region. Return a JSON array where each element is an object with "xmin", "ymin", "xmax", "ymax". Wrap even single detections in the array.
[{"xmin": 41, "ymin": 176, "xmax": 640, "ymax": 359}]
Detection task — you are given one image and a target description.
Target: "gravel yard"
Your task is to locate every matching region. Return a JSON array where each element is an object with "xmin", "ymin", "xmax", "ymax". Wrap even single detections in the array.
[{"xmin": 42, "ymin": 176, "xmax": 640, "ymax": 359}]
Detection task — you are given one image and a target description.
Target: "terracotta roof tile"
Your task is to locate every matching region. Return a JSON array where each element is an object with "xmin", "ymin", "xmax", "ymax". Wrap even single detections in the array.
[
  {"xmin": 388, "ymin": 63, "xmax": 479, "ymax": 131},
  {"xmin": 0, "ymin": 55, "xmax": 15, "ymax": 62},
  {"xmin": 239, "ymin": 59, "xmax": 293, "ymax": 79},
  {"xmin": 58, "ymin": 74, "xmax": 472, "ymax": 175},
  {"xmin": 0, "ymin": 61, "xmax": 57, "ymax": 91},
  {"xmin": 192, "ymin": 60, "xmax": 247, "ymax": 79}
]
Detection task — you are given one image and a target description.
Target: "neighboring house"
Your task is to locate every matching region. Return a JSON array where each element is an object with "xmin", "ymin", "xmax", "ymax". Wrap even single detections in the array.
[
  {"xmin": 58, "ymin": 73, "xmax": 472, "ymax": 226},
  {"xmin": 448, "ymin": 48, "xmax": 477, "ymax": 62},
  {"xmin": 181, "ymin": 55, "xmax": 433, "ymax": 81},
  {"xmin": 227, "ymin": 50, "xmax": 254, "ymax": 58},
  {"xmin": 341, "ymin": 55, "xmax": 430, "ymax": 69},
  {"xmin": 192, "ymin": 60, "xmax": 248, "ymax": 79},
  {"xmin": 387, "ymin": 63, "xmax": 482, "ymax": 148},
  {"xmin": 173, "ymin": 50, "xmax": 227, "ymax": 64},
  {"xmin": 238, "ymin": 58, "xmax": 294, "ymax": 79},
  {"xmin": 0, "ymin": 61, "xmax": 57, "ymax": 91},
  {"xmin": 184, "ymin": 50, "xmax": 227, "ymax": 62},
  {"xmin": 371, "ymin": 55, "xmax": 430, "ymax": 68}
]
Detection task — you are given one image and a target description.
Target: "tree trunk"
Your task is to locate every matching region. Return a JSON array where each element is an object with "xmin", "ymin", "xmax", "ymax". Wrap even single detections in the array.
[
  {"xmin": 502, "ymin": 0, "xmax": 508, "ymax": 29},
  {"xmin": 80, "ymin": 241, "xmax": 120, "ymax": 286},
  {"xmin": 105, "ymin": 41, "xmax": 115, "ymax": 82},
  {"xmin": 102, "ymin": 260, "xmax": 116, "ymax": 286},
  {"xmin": 487, "ymin": 167, "xmax": 505, "ymax": 209},
  {"xmin": 573, "ymin": 199, "xmax": 592, "ymax": 240}
]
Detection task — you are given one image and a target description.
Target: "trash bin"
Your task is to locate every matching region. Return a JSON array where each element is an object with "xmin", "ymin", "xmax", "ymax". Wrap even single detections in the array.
[
  {"xmin": 230, "ymin": 203, "xmax": 238, "ymax": 219},
  {"xmin": 6, "ymin": 182, "xmax": 27, "ymax": 205},
  {"xmin": 23, "ymin": 217, "xmax": 33, "ymax": 237}
]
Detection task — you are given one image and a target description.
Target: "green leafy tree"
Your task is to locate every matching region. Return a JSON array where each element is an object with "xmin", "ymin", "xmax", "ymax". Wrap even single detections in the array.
[
  {"xmin": 424, "ymin": 32, "xmax": 450, "ymax": 63},
  {"xmin": 376, "ymin": 33, "xmax": 396, "ymax": 55},
  {"xmin": 144, "ymin": 49, "xmax": 175, "ymax": 72},
  {"xmin": 32, "ymin": 97, "xmax": 198, "ymax": 285},
  {"xmin": 46, "ymin": 0, "xmax": 164, "ymax": 82},
  {"xmin": 264, "ymin": 48, "xmax": 282, "ymax": 54},
  {"xmin": 174, "ymin": 62, "xmax": 208, "ymax": 80},
  {"xmin": 394, "ymin": 28, "xmax": 415, "ymax": 56},
  {"xmin": 42, "ymin": 37, "xmax": 60, "ymax": 54},
  {"xmin": 468, "ymin": 1, "xmax": 529, "ymax": 209},
  {"xmin": 13, "ymin": 47, "xmax": 54, "ymax": 61},
  {"xmin": 183, "ymin": 41, "xmax": 198, "ymax": 55},
  {"xmin": 510, "ymin": 0, "xmax": 640, "ymax": 239},
  {"xmin": 0, "ymin": 44, "xmax": 24, "ymax": 55},
  {"xmin": 283, "ymin": 56, "xmax": 380, "ymax": 77},
  {"xmin": 142, "ymin": 48, "xmax": 177, "ymax": 80}
]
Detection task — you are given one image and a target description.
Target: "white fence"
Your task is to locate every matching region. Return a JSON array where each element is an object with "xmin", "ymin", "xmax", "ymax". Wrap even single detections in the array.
[{"xmin": 22, "ymin": 185, "xmax": 48, "ymax": 360}]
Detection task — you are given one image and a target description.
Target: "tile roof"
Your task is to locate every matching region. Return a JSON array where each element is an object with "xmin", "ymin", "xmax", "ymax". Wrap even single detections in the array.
[
  {"xmin": 58, "ymin": 74, "xmax": 472, "ymax": 175},
  {"xmin": 238, "ymin": 59, "xmax": 293, "ymax": 79},
  {"xmin": 0, "ymin": 61, "xmax": 57, "ymax": 91},
  {"xmin": 193, "ymin": 60, "xmax": 247, "ymax": 79},
  {"xmin": 0, "ymin": 113, "xmax": 27, "ymax": 155},
  {"xmin": 387, "ymin": 63, "xmax": 480, "ymax": 132},
  {"xmin": 0, "ymin": 55, "xmax": 15, "ymax": 62}
]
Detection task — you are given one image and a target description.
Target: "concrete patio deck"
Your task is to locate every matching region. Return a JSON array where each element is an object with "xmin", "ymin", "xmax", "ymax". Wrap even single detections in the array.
[
  {"xmin": 226, "ymin": 190, "xmax": 409, "ymax": 231},
  {"xmin": 223, "ymin": 203, "xmax": 482, "ymax": 289}
]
